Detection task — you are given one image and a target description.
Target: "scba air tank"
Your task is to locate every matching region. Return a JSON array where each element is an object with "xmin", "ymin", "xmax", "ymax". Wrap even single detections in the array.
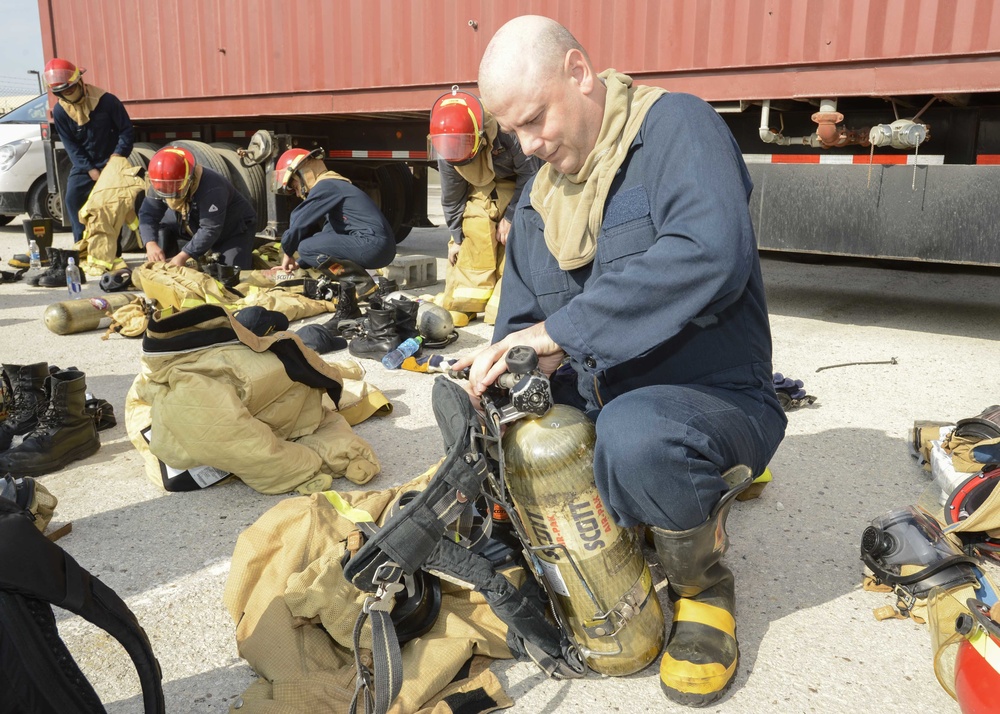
[{"xmin": 502, "ymin": 404, "xmax": 665, "ymax": 676}]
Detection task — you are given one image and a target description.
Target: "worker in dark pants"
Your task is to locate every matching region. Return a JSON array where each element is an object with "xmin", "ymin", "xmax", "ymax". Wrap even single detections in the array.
[
  {"xmin": 273, "ymin": 148, "xmax": 396, "ymax": 271},
  {"xmin": 457, "ymin": 16, "xmax": 787, "ymax": 707},
  {"xmin": 44, "ymin": 58, "xmax": 133, "ymax": 243},
  {"xmin": 138, "ymin": 146, "xmax": 257, "ymax": 269}
]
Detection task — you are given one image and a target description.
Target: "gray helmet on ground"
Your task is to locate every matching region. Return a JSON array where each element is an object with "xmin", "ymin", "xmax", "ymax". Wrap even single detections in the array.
[{"xmin": 417, "ymin": 301, "xmax": 455, "ymax": 342}]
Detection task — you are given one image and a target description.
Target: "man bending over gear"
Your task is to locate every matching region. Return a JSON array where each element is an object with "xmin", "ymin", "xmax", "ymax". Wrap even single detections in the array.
[
  {"xmin": 138, "ymin": 146, "xmax": 257, "ymax": 269},
  {"xmin": 273, "ymin": 148, "xmax": 396, "ymax": 271},
  {"xmin": 454, "ymin": 16, "xmax": 787, "ymax": 707},
  {"xmin": 428, "ymin": 87, "xmax": 541, "ymax": 323},
  {"xmin": 44, "ymin": 58, "xmax": 134, "ymax": 244}
]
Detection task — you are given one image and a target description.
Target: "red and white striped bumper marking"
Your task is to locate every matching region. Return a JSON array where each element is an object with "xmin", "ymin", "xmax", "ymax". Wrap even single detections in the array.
[
  {"xmin": 326, "ymin": 150, "xmax": 427, "ymax": 159},
  {"xmin": 742, "ymin": 154, "xmax": 944, "ymax": 165}
]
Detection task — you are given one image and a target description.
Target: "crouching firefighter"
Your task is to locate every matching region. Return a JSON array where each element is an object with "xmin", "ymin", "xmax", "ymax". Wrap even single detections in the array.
[{"xmin": 342, "ymin": 348, "xmax": 665, "ymax": 713}]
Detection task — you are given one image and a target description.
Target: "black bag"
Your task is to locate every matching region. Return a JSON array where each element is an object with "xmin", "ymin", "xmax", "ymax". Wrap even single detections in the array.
[{"xmin": 0, "ymin": 499, "xmax": 164, "ymax": 713}]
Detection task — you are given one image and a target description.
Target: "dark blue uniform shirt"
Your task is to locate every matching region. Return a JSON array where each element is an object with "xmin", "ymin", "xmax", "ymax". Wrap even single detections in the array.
[
  {"xmin": 496, "ymin": 93, "xmax": 781, "ymax": 414},
  {"xmin": 52, "ymin": 92, "xmax": 133, "ymax": 174},
  {"xmin": 138, "ymin": 167, "xmax": 256, "ymax": 259}
]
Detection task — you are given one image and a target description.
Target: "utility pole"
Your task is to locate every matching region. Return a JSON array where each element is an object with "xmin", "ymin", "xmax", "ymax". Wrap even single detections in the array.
[{"xmin": 27, "ymin": 70, "xmax": 42, "ymax": 95}]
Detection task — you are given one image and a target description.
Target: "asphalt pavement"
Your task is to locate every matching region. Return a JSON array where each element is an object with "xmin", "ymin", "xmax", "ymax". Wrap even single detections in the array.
[{"xmin": 1, "ymin": 210, "xmax": 997, "ymax": 713}]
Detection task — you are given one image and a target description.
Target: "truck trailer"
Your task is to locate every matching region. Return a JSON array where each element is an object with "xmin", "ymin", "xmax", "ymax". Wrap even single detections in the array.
[{"xmin": 39, "ymin": 0, "xmax": 1000, "ymax": 264}]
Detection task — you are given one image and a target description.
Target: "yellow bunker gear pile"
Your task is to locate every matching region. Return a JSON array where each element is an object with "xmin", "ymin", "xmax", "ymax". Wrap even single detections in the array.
[
  {"xmin": 223, "ymin": 466, "xmax": 515, "ymax": 714},
  {"xmin": 125, "ymin": 304, "xmax": 387, "ymax": 495}
]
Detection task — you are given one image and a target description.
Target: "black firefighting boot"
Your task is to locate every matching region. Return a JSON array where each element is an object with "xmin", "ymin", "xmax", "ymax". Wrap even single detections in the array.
[
  {"xmin": 0, "ymin": 363, "xmax": 49, "ymax": 451},
  {"xmin": 26, "ymin": 247, "xmax": 59, "ymax": 286},
  {"xmin": 388, "ymin": 296, "xmax": 420, "ymax": 343},
  {"xmin": 347, "ymin": 305, "xmax": 400, "ymax": 360},
  {"xmin": 372, "ymin": 276, "xmax": 399, "ymax": 302},
  {"xmin": 331, "ymin": 281, "xmax": 363, "ymax": 321},
  {"xmin": 0, "ymin": 369, "xmax": 100, "ymax": 477},
  {"xmin": 37, "ymin": 248, "xmax": 87, "ymax": 288},
  {"xmin": 650, "ymin": 465, "xmax": 753, "ymax": 707}
]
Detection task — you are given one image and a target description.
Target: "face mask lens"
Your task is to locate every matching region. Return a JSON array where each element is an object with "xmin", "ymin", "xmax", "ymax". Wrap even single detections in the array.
[
  {"xmin": 151, "ymin": 178, "xmax": 187, "ymax": 199},
  {"xmin": 428, "ymin": 134, "xmax": 478, "ymax": 163}
]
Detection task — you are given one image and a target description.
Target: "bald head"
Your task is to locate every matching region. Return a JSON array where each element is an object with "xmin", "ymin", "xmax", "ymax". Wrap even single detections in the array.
[
  {"xmin": 478, "ymin": 15, "xmax": 586, "ymax": 110},
  {"xmin": 477, "ymin": 15, "xmax": 604, "ymax": 173}
]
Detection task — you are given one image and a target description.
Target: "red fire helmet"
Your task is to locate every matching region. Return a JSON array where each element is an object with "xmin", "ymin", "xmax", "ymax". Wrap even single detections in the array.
[
  {"xmin": 148, "ymin": 147, "xmax": 196, "ymax": 199},
  {"xmin": 427, "ymin": 86, "xmax": 486, "ymax": 164},
  {"xmin": 43, "ymin": 58, "xmax": 84, "ymax": 94},
  {"xmin": 274, "ymin": 147, "xmax": 324, "ymax": 195}
]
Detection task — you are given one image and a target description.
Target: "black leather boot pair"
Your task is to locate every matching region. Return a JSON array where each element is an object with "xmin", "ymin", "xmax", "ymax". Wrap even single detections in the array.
[
  {"xmin": 27, "ymin": 248, "xmax": 87, "ymax": 288},
  {"xmin": 0, "ymin": 367, "xmax": 100, "ymax": 477},
  {"xmin": 347, "ymin": 296, "xmax": 420, "ymax": 360}
]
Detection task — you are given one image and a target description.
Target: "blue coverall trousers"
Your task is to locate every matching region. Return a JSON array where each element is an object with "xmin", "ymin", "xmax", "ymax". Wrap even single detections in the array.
[
  {"xmin": 64, "ymin": 171, "xmax": 96, "ymax": 244},
  {"xmin": 295, "ymin": 228, "xmax": 395, "ymax": 270},
  {"xmin": 555, "ymin": 377, "xmax": 785, "ymax": 532}
]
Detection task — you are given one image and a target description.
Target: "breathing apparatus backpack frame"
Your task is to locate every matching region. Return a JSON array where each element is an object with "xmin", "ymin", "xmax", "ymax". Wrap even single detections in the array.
[{"xmin": 343, "ymin": 346, "xmax": 651, "ymax": 714}]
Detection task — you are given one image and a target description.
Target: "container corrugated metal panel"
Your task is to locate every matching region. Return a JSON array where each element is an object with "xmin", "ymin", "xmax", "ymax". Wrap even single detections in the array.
[{"xmin": 38, "ymin": 0, "xmax": 1000, "ymax": 121}]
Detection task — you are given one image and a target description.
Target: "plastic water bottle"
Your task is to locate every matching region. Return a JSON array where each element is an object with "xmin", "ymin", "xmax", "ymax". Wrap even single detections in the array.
[
  {"xmin": 382, "ymin": 336, "xmax": 423, "ymax": 369},
  {"xmin": 65, "ymin": 256, "xmax": 82, "ymax": 298},
  {"xmin": 28, "ymin": 240, "xmax": 41, "ymax": 271}
]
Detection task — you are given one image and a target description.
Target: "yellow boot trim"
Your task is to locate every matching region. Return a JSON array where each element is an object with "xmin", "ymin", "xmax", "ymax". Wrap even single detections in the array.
[
  {"xmin": 661, "ymin": 599, "xmax": 738, "ymax": 695},
  {"xmin": 660, "ymin": 651, "xmax": 737, "ymax": 695},
  {"xmin": 672, "ymin": 597, "xmax": 735, "ymax": 636}
]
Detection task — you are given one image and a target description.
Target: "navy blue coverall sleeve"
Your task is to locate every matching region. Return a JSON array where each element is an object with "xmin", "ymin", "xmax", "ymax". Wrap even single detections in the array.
[
  {"xmin": 137, "ymin": 194, "xmax": 168, "ymax": 246},
  {"xmin": 543, "ymin": 94, "xmax": 757, "ymax": 373},
  {"xmin": 437, "ymin": 159, "xmax": 470, "ymax": 244},
  {"xmin": 280, "ymin": 187, "xmax": 342, "ymax": 256}
]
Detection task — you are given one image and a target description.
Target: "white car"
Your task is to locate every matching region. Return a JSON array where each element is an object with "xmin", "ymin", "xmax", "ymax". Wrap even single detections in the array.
[{"xmin": 0, "ymin": 94, "xmax": 63, "ymax": 227}]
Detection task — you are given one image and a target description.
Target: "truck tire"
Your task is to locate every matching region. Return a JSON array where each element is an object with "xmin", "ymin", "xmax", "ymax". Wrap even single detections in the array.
[
  {"xmin": 210, "ymin": 142, "xmax": 268, "ymax": 232},
  {"xmin": 0, "ymin": 215, "xmax": 13, "ymax": 227},
  {"xmin": 375, "ymin": 164, "xmax": 414, "ymax": 243},
  {"xmin": 120, "ymin": 143, "xmax": 161, "ymax": 252},
  {"xmin": 168, "ymin": 140, "xmax": 231, "ymax": 182},
  {"xmin": 27, "ymin": 177, "xmax": 64, "ymax": 228}
]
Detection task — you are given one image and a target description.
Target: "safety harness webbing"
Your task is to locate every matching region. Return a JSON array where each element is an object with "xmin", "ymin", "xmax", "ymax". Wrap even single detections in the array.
[{"xmin": 342, "ymin": 378, "xmax": 584, "ymax": 713}]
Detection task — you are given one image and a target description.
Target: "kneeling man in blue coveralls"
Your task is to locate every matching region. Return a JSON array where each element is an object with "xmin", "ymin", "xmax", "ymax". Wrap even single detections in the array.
[
  {"xmin": 273, "ymin": 148, "xmax": 396, "ymax": 272},
  {"xmin": 454, "ymin": 16, "xmax": 787, "ymax": 707}
]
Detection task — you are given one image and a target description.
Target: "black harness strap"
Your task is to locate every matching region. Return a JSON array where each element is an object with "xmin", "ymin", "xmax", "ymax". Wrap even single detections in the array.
[{"xmin": 0, "ymin": 500, "xmax": 165, "ymax": 714}]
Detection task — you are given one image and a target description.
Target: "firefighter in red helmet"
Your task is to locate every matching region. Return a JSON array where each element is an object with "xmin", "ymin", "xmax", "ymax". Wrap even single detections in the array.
[
  {"xmin": 427, "ymin": 86, "xmax": 540, "ymax": 324},
  {"xmin": 43, "ymin": 58, "xmax": 133, "ymax": 245},
  {"xmin": 273, "ymin": 147, "xmax": 395, "ymax": 271},
  {"xmin": 138, "ymin": 146, "xmax": 257, "ymax": 268}
]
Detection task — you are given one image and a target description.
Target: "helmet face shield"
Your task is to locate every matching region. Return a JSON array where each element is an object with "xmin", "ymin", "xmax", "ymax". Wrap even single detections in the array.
[
  {"xmin": 428, "ymin": 87, "xmax": 486, "ymax": 165},
  {"xmin": 148, "ymin": 147, "xmax": 196, "ymax": 199},
  {"xmin": 150, "ymin": 176, "xmax": 190, "ymax": 199},
  {"xmin": 427, "ymin": 132, "xmax": 481, "ymax": 163},
  {"xmin": 43, "ymin": 59, "xmax": 83, "ymax": 94}
]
